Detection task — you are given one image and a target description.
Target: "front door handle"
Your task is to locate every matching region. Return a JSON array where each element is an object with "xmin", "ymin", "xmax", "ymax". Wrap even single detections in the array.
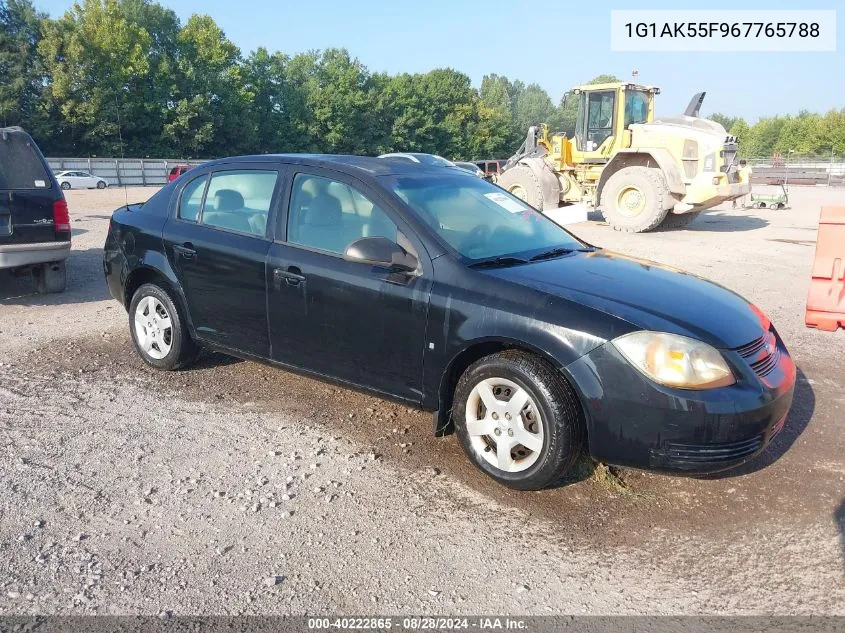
[
  {"xmin": 174, "ymin": 243, "xmax": 197, "ymax": 260},
  {"xmin": 273, "ymin": 267, "xmax": 306, "ymax": 287}
]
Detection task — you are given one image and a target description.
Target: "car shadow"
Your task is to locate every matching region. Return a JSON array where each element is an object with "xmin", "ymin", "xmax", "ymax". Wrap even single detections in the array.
[
  {"xmin": 0, "ymin": 246, "xmax": 111, "ymax": 305},
  {"xmin": 698, "ymin": 367, "xmax": 815, "ymax": 479},
  {"xmin": 836, "ymin": 499, "xmax": 845, "ymax": 573},
  {"xmin": 189, "ymin": 350, "xmax": 244, "ymax": 371}
]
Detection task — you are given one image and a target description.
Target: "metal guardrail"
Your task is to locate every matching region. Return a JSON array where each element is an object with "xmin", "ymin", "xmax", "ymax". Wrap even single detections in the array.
[
  {"xmin": 744, "ymin": 156, "xmax": 845, "ymax": 186},
  {"xmin": 45, "ymin": 158, "xmax": 206, "ymax": 187}
]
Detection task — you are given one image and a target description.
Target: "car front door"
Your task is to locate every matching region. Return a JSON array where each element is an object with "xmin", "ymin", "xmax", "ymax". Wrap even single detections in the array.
[
  {"xmin": 266, "ymin": 167, "xmax": 432, "ymax": 403},
  {"xmin": 163, "ymin": 165, "xmax": 282, "ymax": 358}
]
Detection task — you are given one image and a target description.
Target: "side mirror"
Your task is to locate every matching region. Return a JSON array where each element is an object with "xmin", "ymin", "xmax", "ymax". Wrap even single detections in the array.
[{"xmin": 344, "ymin": 237, "xmax": 418, "ymax": 273}]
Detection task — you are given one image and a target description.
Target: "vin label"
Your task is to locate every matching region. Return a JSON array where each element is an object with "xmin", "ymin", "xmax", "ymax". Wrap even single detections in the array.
[{"xmin": 610, "ymin": 10, "xmax": 836, "ymax": 51}]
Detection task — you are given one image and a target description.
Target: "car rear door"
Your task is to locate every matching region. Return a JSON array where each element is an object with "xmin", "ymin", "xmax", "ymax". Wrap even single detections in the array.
[
  {"xmin": 0, "ymin": 130, "xmax": 64, "ymax": 253},
  {"xmin": 163, "ymin": 163, "xmax": 283, "ymax": 358},
  {"xmin": 266, "ymin": 166, "xmax": 433, "ymax": 403}
]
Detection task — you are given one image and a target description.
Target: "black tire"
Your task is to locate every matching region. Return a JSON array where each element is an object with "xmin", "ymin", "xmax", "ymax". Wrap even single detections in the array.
[
  {"xmin": 599, "ymin": 166, "xmax": 670, "ymax": 233},
  {"xmin": 33, "ymin": 260, "xmax": 67, "ymax": 294},
  {"xmin": 96, "ymin": 180, "xmax": 106, "ymax": 189},
  {"xmin": 657, "ymin": 211, "xmax": 701, "ymax": 230},
  {"xmin": 453, "ymin": 350, "xmax": 584, "ymax": 490},
  {"xmin": 129, "ymin": 283, "xmax": 199, "ymax": 371},
  {"xmin": 60, "ymin": 182, "xmax": 71, "ymax": 190},
  {"xmin": 496, "ymin": 165, "xmax": 545, "ymax": 209}
]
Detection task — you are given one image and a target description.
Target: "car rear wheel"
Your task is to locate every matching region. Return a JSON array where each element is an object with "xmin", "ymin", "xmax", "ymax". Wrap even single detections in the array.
[
  {"xmin": 129, "ymin": 283, "xmax": 199, "ymax": 371},
  {"xmin": 60, "ymin": 182, "xmax": 71, "ymax": 190},
  {"xmin": 453, "ymin": 351, "xmax": 583, "ymax": 490},
  {"xmin": 96, "ymin": 181, "xmax": 106, "ymax": 189}
]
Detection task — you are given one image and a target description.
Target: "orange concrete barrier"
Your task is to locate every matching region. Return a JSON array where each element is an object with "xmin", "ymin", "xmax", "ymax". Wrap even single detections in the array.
[{"xmin": 805, "ymin": 206, "xmax": 845, "ymax": 331}]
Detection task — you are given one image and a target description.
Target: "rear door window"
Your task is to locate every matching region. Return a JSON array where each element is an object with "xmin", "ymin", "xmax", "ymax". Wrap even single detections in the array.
[
  {"xmin": 178, "ymin": 175, "xmax": 208, "ymax": 222},
  {"xmin": 0, "ymin": 131, "xmax": 50, "ymax": 189},
  {"xmin": 200, "ymin": 170, "xmax": 278, "ymax": 238}
]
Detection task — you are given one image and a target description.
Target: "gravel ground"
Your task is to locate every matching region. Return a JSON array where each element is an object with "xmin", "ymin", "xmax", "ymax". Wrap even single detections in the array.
[{"xmin": 0, "ymin": 185, "xmax": 843, "ymax": 615}]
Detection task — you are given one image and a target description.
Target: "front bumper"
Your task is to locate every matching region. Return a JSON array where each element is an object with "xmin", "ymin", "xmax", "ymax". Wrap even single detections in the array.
[
  {"xmin": 565, "ymin": 331, "xmax": 796, "ymax": 474},
  {"xmin": 674, "ymin": 175, "xmax": 750, "ymax": 213},
  {"xmin": 0, "ymin": 240, "xmax": 71, "ymax": 269}
]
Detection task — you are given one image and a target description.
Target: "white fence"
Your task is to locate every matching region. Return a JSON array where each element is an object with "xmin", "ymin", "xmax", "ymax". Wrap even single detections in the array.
[{"xmin": 46, "ymin": 157, "xmax": 206, "ymax": 187}]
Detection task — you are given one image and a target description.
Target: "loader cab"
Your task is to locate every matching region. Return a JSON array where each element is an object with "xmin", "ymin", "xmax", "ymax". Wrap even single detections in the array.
[{"xmin": 572, "ymin": 83, "xmax": 658, "ymax": 163}]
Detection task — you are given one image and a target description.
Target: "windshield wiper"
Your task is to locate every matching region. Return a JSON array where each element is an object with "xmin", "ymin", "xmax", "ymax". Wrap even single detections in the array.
[
  {"xmin": 468, "ymin": 256, "xmax": 529, "ymax": 269},
  {"xmin": 529, "ymin": 247, "xmax": 577, "ymax": 262}
]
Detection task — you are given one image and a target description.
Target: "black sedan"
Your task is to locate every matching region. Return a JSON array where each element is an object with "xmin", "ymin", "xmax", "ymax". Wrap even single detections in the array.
[{"xmin": 103, "ymin": 155, "xmax": 796, "ymax": 490}]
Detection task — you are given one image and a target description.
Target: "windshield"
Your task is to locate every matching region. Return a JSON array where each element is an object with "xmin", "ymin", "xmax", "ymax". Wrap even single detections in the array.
[{"xmin": 384, "ymin": 173, "xmax": 586, "ymax": 261}]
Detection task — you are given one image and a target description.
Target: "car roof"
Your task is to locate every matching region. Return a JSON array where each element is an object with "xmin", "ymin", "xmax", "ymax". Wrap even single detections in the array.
[{"xmin": 197, "ymin": 154, "xmax": 462, "ymax": 178}]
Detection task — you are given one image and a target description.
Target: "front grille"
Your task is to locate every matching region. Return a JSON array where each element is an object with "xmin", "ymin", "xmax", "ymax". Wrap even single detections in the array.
[
  {"xmin": 735, "ymin": 330, "xmax": 779, "ymax": 378},
  {"xmin": 735, "ymin": 335, "xmax": 766, "ymax": 357},
  {"xmin": 750, "ymin": 351, "xmax": 779, "ymax": 377},
  {"xmin": 663, "ymin": 436, "xmax": 763, "ymax": 466}
]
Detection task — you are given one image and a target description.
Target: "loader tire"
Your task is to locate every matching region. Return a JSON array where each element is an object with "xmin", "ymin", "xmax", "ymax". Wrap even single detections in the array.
[
  {"xmin": 599, "ymin": 166, "xmax": 670, "ymax": 233},
  {"xmin": 657, "ymin": 211, "xmax": 701, "ymax": 230},
  {"xmin": 497, "ymin": 165, "xmax": 546, "ymax": 210}
]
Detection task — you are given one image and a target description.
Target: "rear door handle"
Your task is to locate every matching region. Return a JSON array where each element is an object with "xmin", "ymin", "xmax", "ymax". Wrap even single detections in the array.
[
  {"xmin": 273, "ymin": 267, "xmax": 306, "ymax": 287},
  {"xmin": 174, "ymin": 243, "xmax": 197, "ymax": 260}
]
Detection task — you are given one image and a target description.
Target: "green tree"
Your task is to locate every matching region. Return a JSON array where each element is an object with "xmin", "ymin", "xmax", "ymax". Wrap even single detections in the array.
[
  {"xmin": 513, "ymin": 84, "xmax": 555, "ymax": 135},
  {"xmin": 0, "ymin": 0, "xmax": 45, "ymax": 127},
  {"xmin": 743, "ymin": 116, "xmax": 786, "ymax": 158},
  {"xmin": 38, "ymin": 0, "xmax": 153, "ymax": 155},
  {"xmin": 709, "ymin": 113, "xmax": 737, "ymax": 131},
  {"xmin": 305, "ymin": 48, "xmax": 379, "ymax": 154},
  {"xmin": 728, "ymin": 118, "xmax": 751, "ymax": 156},
  {"xmin": 164, "ymin": 14, "xmax": 248, "ymax": 157}
]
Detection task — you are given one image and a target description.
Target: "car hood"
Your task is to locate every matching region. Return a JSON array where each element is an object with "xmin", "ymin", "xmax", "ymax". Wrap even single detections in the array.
[{"xmin": 485, "ymin": 250, "xmax": 767, "ymax": 349}]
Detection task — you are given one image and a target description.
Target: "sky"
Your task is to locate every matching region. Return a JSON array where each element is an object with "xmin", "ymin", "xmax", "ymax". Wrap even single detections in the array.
[{"xmin": 33, "ymin": 0, "xmax": 844, "ymax": 123}]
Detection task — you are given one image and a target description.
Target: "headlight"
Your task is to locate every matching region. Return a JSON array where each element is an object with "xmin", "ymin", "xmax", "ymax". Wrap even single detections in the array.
[{"xmin": 611, "ymin": 331, "xmax": 735, "ymax": 390}]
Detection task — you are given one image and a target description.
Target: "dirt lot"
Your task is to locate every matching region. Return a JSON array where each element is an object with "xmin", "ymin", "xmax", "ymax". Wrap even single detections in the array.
[{"xmin": 1, "ymin": 185, "xmax": 843, "ymax": 615}]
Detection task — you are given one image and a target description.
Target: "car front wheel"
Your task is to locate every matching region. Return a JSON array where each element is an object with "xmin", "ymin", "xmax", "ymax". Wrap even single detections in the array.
[
  {"xmin": 96, "ymin": 180, "xmax": 106, "ymax": 189},
  {"xmin": 453, "ymin": 351, "xmax": 584, "ymax": 490},
  {"xmin": 129, "ymin": 283, "xmax": 199, "ymax": 371}
]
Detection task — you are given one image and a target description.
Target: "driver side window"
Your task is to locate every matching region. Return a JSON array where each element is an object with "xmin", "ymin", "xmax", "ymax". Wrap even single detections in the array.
[{"xmin": 287, "ymin": 173, "xmax": 399, "ymax": 255}]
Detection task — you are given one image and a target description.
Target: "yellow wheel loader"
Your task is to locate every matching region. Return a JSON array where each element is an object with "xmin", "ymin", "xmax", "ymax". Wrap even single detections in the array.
[{"xmin": 497, "ymin": 83, "xmax": 749, "ymax": 232}]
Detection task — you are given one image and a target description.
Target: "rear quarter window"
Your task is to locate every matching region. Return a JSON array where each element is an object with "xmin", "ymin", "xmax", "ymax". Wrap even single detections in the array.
[{"xmin": 0, "ymin": 130, "xmax": 51, "ymax": 190}]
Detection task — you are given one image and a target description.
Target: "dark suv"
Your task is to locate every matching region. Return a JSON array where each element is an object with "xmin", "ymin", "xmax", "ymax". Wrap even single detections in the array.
[
  {"xmin": 104, "ymin": 154, "xmax": 795, "ymax": 490},
  {"xmin": 0, "ymin": 127, "xmax": 70, "ymax": 293}
]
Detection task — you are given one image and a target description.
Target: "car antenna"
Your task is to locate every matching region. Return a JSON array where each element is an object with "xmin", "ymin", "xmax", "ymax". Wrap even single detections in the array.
[{"xmin": 114, "ymin": 95, "xmax": 128, "ymax": 208}]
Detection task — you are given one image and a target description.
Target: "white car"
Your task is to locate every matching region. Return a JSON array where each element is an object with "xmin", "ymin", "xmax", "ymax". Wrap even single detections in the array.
[
  {"xmin": 55, "ymin": 170, "xmax": 108, "ymax": 190},
  {"xmin": 378, "ymin": 152, "xmax": 457, "ymax": 167}
]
